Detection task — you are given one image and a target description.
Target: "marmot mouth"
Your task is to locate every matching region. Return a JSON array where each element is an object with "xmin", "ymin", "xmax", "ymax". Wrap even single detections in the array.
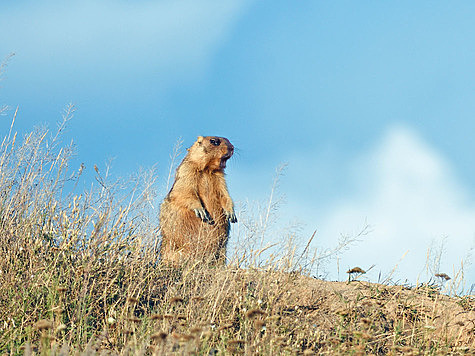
[
  {"xmin": 220, "ymin": 151, "xmax": 232, "ymax": 170},
  {"xmin": 220, "ymin": 159, "xmax": 227, "ymax": 170}
]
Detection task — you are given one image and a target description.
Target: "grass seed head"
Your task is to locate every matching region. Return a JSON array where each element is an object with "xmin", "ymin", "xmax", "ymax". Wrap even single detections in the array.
[
  {"xmin": 151, "ymin": 314, "xmax": 164, "ymax": 320},
  {"xmin": 218, "ymin": 323, "xmax": 233, "ymax": 331},
  {"xmin": 170, "ymin": 296, "xmax": 184, "ymax": 304},
  {"xmin": 435, "ymin": 273, "xmax": 451, "ymax": 281},
  {"xmin": 347, "ymin": 267, "xmax": 365, "ymax": 274},
  {"xmin": 35, "ymin": 320, "xmax": 53, "ymax": 331},
  {"xmin": 245, "ymin": 309, "xmax": 267, "ymax": 319}
]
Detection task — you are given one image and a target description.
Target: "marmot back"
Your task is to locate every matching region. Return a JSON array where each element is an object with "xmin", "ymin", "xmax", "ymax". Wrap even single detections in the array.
[{"xmin": 159, "ymin": 136, "xmax": 237, "ymax": 264}]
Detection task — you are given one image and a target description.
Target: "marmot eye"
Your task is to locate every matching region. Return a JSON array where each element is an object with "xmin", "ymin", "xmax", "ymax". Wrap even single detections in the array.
[{"xmin": 210, "ymin": 138, "xmax": 221, "ymax": 146}]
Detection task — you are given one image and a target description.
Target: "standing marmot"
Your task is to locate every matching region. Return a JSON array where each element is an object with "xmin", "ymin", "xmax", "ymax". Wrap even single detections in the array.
[{"xmin": 159, "ymin": 136, "xmax": 237, "ymax": 264}]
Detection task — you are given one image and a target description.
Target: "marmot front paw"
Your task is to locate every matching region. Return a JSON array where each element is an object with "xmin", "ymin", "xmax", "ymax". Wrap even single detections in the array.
[
  {"xmin": 194, "ymin": 208, "xmax": 214, "ymax": 224},
  {"xmin": 225, "ymin": 210, "xmax": 238, "ymax": 223}
]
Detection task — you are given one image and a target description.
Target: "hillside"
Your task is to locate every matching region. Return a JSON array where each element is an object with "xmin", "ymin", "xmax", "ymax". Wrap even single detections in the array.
[
  {"xmin": 2, "ymin": 259, "xmax": 474, "ymax": 355},
  {"xmin": 0, "ymin": 124, "xmax": 474, "ymax": 355}
]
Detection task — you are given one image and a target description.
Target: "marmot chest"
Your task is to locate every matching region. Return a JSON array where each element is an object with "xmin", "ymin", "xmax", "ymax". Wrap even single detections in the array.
[{"xmin": 197, "ymin": 173, "xmax": 223, "ymax": 215}]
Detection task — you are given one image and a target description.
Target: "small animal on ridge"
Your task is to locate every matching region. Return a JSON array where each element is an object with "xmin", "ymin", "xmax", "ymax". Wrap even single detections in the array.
[{"xmin": 159, "ymin": 136, "xmax": 237, "ymax": 264}]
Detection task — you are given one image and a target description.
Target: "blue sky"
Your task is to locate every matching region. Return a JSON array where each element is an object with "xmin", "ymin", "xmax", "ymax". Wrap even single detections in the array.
[{"xmin": 1, "ymin": 1, "xmax": 474, "ymax": 287}]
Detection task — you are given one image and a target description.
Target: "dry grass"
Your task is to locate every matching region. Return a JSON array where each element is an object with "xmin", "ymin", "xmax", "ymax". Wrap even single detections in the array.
[{"xmin": 0, "ymin": 114, "xmax": 474, "ymax": 355}]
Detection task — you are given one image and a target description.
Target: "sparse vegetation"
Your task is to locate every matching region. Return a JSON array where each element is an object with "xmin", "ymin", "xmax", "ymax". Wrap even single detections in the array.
[{"xmin": 0, "ymin": 110, "xmax": 474, "ymax": 355}]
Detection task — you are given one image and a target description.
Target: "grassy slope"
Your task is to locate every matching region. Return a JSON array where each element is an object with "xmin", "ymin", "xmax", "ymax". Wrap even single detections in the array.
[{"xmin": 0, "ymin": 123, "xmax": 474, "ymax": 355}]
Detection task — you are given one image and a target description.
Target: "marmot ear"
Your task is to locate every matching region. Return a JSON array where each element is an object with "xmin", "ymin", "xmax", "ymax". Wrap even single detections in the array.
[{"xmin": 196, "ymin": 136, "xmax": 204, "ymax": 144}]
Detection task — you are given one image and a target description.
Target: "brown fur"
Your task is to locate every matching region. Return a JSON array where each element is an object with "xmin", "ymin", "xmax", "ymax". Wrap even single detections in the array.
[{"xmin": 159, "ymin": 136, "xmax": 237, "ymax": 264}]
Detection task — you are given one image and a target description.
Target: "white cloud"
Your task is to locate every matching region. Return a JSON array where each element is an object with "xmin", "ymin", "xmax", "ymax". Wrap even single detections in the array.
[{"xmin": 317, "ymin": 126, "xmax": 475, "ymax": 285}]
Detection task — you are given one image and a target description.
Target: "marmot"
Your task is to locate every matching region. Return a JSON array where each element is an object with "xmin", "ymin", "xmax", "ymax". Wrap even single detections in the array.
[{"xmin": 159, "ymin": 136, "xmax": 237, "ymax": 264}]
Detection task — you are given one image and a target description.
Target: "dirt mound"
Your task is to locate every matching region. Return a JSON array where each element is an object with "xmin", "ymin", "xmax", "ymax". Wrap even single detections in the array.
[{"xmin": 273, "ymin": 273, "xmax": 475, "ymax": 353}]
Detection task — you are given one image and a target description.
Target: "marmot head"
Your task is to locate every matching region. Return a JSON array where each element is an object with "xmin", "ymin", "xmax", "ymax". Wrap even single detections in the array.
[{"xmin": 188, "ymin": 136, "xmax": 234, "ymax": 171}]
